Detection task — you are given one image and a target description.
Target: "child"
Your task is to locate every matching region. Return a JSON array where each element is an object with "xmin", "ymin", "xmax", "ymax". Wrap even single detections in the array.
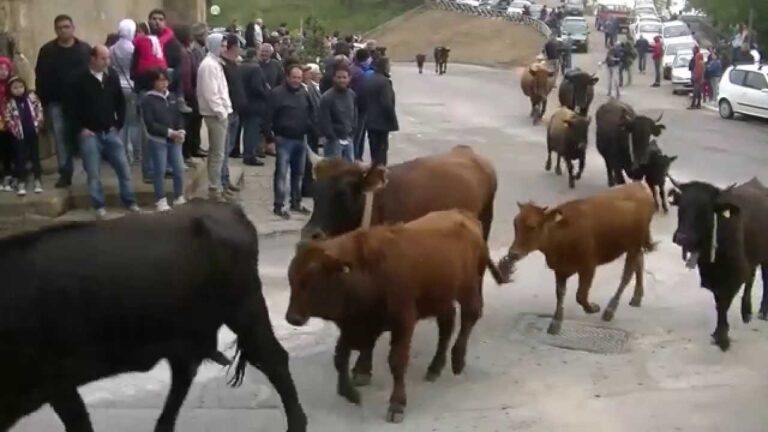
[
  {"xmin": 4, "ymin": 75, "xmax": 42, "ymax": 196},
  {"xmin": 0, "ymin": 57, "xmax": 14, "ymax": 191},
  {"xmin": 140, "ymin": 68, "xmax": 186, "ymax": 212}
]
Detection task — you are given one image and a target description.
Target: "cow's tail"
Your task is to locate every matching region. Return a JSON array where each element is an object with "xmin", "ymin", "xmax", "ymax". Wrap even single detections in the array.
[
  {"xmin": 226, "ymin": 340, "xmax": 248, "ymax": 388},
  {"xmin": 487, "ymin": 257, "xmax": 508, "ymax": 285}
]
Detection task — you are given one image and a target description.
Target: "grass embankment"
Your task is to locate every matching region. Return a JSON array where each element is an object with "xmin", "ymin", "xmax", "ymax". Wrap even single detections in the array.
[{"xmin": 208, "ymin": 0, "xmax": 422, "ymax": 33}]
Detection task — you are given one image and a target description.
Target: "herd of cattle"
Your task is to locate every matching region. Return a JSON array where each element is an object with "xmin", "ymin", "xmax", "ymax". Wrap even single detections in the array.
[{"xmin": 2, "ymin": 61, "xmax": 768, "ymax": 432}]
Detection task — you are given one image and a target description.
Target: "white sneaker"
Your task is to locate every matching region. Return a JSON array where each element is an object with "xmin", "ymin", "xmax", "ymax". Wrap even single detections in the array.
[
  {"xmin": 95, "ymin": 208, "xmax": 108, "ymax": 220},
  {"xmin": 128, "ymin": 204, "xmax": 143, "ymax": 213},
  {"xmin": 2, "ymin": 176, "xmax": 12, "ymax": 192},
  {"xmin": 155, "ymin": 198, "xmax": 171, "ymax": 212},
  {"xmin": 16, "ymin": 184, "xmax": 26, "ymax": 196},
  {"xmin": 33, "ymin": 180, "xmax": 43, "ymax": 193},
  {"xmin": 172, "ymin": 196, "xmax": 187, "ymax": 207}
]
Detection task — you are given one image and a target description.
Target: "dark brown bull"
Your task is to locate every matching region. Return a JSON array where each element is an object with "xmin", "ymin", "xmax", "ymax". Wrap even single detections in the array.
[
  {"xmin": 287, "ymin": 210, "xmax": 504, "ymax": 423},
  {"xmin": 520, "ymin": 61, "xmax": 556, "ymax": 124},
  {"xmin": 498, "ymin": 183, "xmax": 656, "ymax": 334},
  {"xmin": 545, "ymin": 106, "xmax": 591, "ymax": 188},
  {"xmin": 416, "ymin": 53, "xmax": 427, "ymax": 74},
  {"xmin": 558, "ymin": 68, "xmax": 599, "ymax": 116},
  {"xmin": 434, "ymin": 46, "xmax": 450, "ymax": 75}
]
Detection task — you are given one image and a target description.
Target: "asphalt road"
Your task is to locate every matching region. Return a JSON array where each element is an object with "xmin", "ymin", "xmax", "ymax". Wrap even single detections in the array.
[{"xmin": 13, "ymin": 25, "xmax": 768, "ymax": 432}]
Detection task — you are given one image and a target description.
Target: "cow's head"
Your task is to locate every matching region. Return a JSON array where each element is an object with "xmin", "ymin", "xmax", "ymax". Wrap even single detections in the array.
[
  {"xmin": 625, "ymin": 113, "xmax": 666, "ymax": 169},
  {"xmin": 286, "ymin": 242, "xmax": 353, "ymax": 326},
  {"xmin": 668, "ymin": 178, "xmax": 739, "ymax": 268},
  {"xmin": 507, "ymin": 202, "xmax": 564, "ymax": 261},
  {"xmin": 529, "ymin": 63, "xmax": 555, "ymax": 95},
  {"xmin": 301, "ymin": 152, "xmax": 388, "ymax": 241},
  {"xmin": 563, "ymin": 113, "xmax": 592, "ymax": 151},
  {"xmin": 565, "ymin": 71, "xmax": 599, "ymax": 110}
]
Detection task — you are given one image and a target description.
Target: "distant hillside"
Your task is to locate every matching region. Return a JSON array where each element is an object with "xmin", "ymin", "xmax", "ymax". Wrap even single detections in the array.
[{"xmin": 208, "ymin": 0, "xmax": 422, "ymax": 34}]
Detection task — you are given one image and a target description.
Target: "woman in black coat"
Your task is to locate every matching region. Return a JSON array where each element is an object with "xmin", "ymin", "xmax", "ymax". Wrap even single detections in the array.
[{"xmin": 360, "ymin": 57, "xmax": 398, "ymax": 166}]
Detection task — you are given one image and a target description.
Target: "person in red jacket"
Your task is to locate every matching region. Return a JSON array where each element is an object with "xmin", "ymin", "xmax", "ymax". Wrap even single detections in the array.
[
  {"xmin": 689, "ymin": 52, "xmax": 705, "ymax": 110},
  {"xmin": 651, "ymin": 35, "xmax": 663, "ymax": 87}
]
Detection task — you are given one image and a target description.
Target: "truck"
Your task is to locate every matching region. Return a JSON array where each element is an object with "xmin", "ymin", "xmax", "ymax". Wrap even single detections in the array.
[{"xmin": 595, "ymin": 2, "xmax": 631, "ymax": 33}]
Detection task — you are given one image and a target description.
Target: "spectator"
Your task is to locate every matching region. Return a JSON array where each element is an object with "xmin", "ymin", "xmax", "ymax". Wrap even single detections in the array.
[
  {"xmin": 361, "ymin": 56, "xmax": 398, "ymax": 167},
  {"xmin": 4, "ymin": 75, "xmax": 43, "ymax": 195},
  {"xmin": 105, "ymin": 33, "xmax": 119, "ymax": 48},
  {"xmin": 349, "ymin": 48, "xmax": 374, "ymax": 162},
  {"xmin": 321, "ymin": 42, "xmax": 351, "ymax": 93},
  {"xmin": 318, "ymin": 62, "xmax": 356, "ymax": 161},
  {"xmin": 543, "ymin": 34, "xmax": 560, "ymax": 72},
  {"xmin": 197, "ymin": 33, "xmax": 232, "ymax": 202},
  {"xmin": 605, "ymin": 41, "xmax": 623, "ymax": 98},
  {"xmin": 259, "ymin": 43, "xmax": 284, "ymax": 89},
  {"xmin": 174, "ymin": 24, "xmax": 201, "ymax": 161},
  {"xmin": 0, "ymin": 57, "xmax": 14, "ymax": 192},
  {"xmin": 706, "ymin": 52, "xmax": 723, "ymax": 102},
  {"xmin": 35, "ymin": 14, "xmax": 90, "ymax": 189},
  {"xmin": 70, "ymin": 45, "xmax": 139, "ymax": 218},
  {"xmin": 619, "ymin": 40, "xmax": 636, "ymax": 86},
  {"xmin": 245, "ymin": 17, "xmax": 260, "ymax": 48},
  {"xmin": 277, "ymin": 22, "xmax": 289, "ymax": 36},
  {"xmin": 635, "ymin": 34, "xmax": 649, "ymax": 74},
  {"xmin": 266, "ymin": 64, "xmax": 314, "ymax": 219},
  {"xmin": 132, "ymin": 9, "xmax": 174, "ymax": 91},
  {"xmin": 604, "ymin": 18, "xmax": 616, "ymax": 48},
  {"xmin": 539, "ymin": 6, "xmax": 548, "ymax": 21},
  {"xmin": 141, "ymin": 69, "xmax": 186, "ymax": 211},
  {"xmin": 187, "ymin": 22, "xmax": 208, "ymax": 158},
  {"xmin": 226, "ymin": 18, "xmax": 239, "ymax": 35},
  {"xmin": 110, "ymin": 19, "xmax": 145, "ymax": 179},
  {"xmin": 220, "ymin": 34, "xmax": 245, "ymax": 193},
  {"xmin": 301, "ymin": 63, "xmax": 322, "ymax": 198},
  {"xmin": 689, "ymin": 52, "xmax": 705, "ymax": 110},
  {"xmin": 651, "ymin": 35, "xmax": 663, "ymax": 87},
  {"xmin": 240, "ymin": 47, "xmax": 268, "ymax": 167},
  {"xmin": 7, "ymin": 37, "xmax": 34, "ymax": 93}
]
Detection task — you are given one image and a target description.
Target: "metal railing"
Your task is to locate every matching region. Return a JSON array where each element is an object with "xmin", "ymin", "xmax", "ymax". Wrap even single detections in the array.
[{"xmin": 430, "ymin": 0, "xmax": 552, "ymax": 38}]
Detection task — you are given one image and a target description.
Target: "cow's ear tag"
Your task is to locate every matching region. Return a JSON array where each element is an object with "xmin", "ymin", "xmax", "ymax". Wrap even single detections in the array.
[
  {"xmin": 721, "ymin": 209, "xmax": 731, "ymax": 219},
  {"xmin": 554, "ymin": 212, "xmax": 564, "ymax": 223}
]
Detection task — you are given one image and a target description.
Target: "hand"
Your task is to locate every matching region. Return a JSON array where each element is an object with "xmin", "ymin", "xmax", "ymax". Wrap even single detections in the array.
[{"xmin": 81, "ymin": 129, "xmax": 94, "ymax": 137}]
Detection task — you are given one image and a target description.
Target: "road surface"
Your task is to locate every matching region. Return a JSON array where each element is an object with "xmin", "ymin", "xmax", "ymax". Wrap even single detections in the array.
[{"xmin": 13, "ymin": 23, "xmax": 768, "ymax": 432}]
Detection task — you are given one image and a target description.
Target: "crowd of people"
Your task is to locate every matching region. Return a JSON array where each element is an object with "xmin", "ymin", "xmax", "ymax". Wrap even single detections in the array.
[{"xmin": 0, "ymin": 9, "xmax": 399, "ymax": 219}]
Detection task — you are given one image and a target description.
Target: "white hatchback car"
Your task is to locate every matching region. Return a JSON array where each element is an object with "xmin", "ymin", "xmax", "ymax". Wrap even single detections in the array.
[{"xmin": 718, "ymin": 64, "xmax": 768, "ymax": 119}]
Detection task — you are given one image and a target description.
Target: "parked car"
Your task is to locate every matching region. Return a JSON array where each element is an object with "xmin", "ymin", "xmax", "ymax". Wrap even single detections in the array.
[
  {"xmin": 670, "ymin": 48, "xmax": 710, "ymax": 94},
  {"xmin": 632, "ymin": 21, "xmax": 662, "ymax": 43},
  {"xmin": 529, "ymin": 3, "xmax": 544, "ymax": 17},
  {"xmin": 661, "ymin": 20, "xmax": 695, "ymax": 46},
  {"xmin": 564, "ymin": 0, "xmax": 585, "ymax": 16},
  {"xmin": 718, "ymin": 64, "xmax": 768, "ymax": 120},
  {"xmin": 457, "ymin": 0, "xmax": 483, "ymax": 6},
  {"xmin": 662, "ymin": 40, "xmax": 698, "ymax": 79},
  {"xmin": 595, "ymin": 3, "xmax": 631, "ymax": 32},
  {"xmin": 507, "ymin": 0, "xmax": 531, "ymax": 15},
  {"xmin": 559, "ymin": 17, "xmax": 590, "ymax": 52}
]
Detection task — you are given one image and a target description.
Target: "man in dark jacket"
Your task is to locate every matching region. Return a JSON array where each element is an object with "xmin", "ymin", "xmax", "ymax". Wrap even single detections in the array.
[
  {"xmin": 35, "ymin": 14, "xmax": 91, "ymax": 188},
  {"xmin": 361, "ymin": 56, "xmax": 398, "ymax": 166},
  {"xmin": 635, "ymin": 34, "xmax": 650, "ymax": 73},
  {"xmin": 266, "ymin": 64, "xmax": 314, "ymax": 219},
  {"xmin": 221, "ymin": 34, "xmax": 245, "ymax": 192},
  {"xmin": 321, "ymin": 42, "xmax": 351, "ymax": 93},
  {"xmin": 70, "ymin": 45, "xmax": 138, "ymax": 218},
  {"xmin": 317, "ymin": 62, "xmax": 357, "ymax": 162},
  {"xmin": 259, "ymin": 43, "xmax": 284, "ymax": 88},
  {"xmin": 240, "ymin": 48, "xmax": 268, "ymax": 166},
  {"xmin": 349, "ymin": 48, "xmax": 374, "ymax": 162}
]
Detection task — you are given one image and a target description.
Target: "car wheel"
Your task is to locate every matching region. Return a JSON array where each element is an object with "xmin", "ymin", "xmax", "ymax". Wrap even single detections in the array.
[{"xmin": 719, "ymin": 99, "xmax": 734, "ymax": 119}]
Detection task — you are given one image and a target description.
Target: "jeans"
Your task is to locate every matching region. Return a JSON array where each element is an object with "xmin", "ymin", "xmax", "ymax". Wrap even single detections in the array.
[
  {"xmin": 607, "ymin": 66, "xmax": 620, "ymax": 98},
  {"xmin": 183, "ymin": 110, "xmax": 202, "ymax": 158},
  {"xmin": 79, "ymin": 131, "xmax": 136, "ymax": 210},
  {"xmin": 368, "ymin": 130, "xmax": 390, "ymax": 166},
  {"xmin": 653, "ymin": 58, "xmax": 662, "ymax": 84},
  {"xmin": 222, "ymin": 113, "xmax": 240, "ymax": 188},
  {"xmin": 638, "ymin": 53, "xmax": 647, "ymax": 72},
  {"xmin": 45, "ymin": 103, "xmax": 74, "ymax": 181},
  {"xmin": 148, "ymin": 137, "xmax": 185, "ymax": 202},
  {"xmin": 121, "ymin": 90, "xmax": 142, "ymax": 166},
  {"xmin": 273, "ymin": 136, "xmax": 307, "ymax": 211},
  {"xmin": 620, "ymin": 65, "xmax": 632, "ymax": 86},
  {"xmin": 203, "ymin": 115, "xmax": 228, "ymax": 192},
  {"xmin": 241, "ymin": 113, "xmax": 263, "ymax": 160},
  {"xmin": 353, "ymin": 110, "xmax": 367, "ymax": 161},
  {"xmin": 710, "ymin": 77, "xmax": 720, "ymax": 101},
  {"xmin": 691, "ymin": 80, "xmax": 702, "ymax": 108},
  {"xmin": 323, "ymin": 138, "xmax": 354, "ymax": 161},
  {"xmin": 13, "ymin": 134, "xmax": 42, "ymax": 180}
]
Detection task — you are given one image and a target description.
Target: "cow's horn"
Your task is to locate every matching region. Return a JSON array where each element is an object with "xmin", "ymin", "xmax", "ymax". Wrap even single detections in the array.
[
  {"xmin": 655, "ymin": 112, "xmax": 664, "ymax": 123},
  {"xmin": 667, "ymin": 174, "xmax": 682, "ymax": 190},
  {"xmin": 306, "ymin": 144, "xmax": 323, "ymax": 166}
]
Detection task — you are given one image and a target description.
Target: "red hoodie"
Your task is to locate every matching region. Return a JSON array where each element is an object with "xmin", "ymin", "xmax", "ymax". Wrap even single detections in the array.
[
  {"xmin": 651, "ymin": 36, "xmax": 664, "ymax": 60},
  {"xmin": 0, "ymin": 57, "xmax": 15, "ymax": 131},
  {"xmin": 133, "ymin": 27, "xmax": 175, "ymax": 75}
]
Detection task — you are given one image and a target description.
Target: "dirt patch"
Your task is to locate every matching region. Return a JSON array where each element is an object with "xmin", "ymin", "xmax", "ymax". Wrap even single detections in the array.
[{"xmin": 369, "ymin": 9, "xmax": 546, "ymax": 68}]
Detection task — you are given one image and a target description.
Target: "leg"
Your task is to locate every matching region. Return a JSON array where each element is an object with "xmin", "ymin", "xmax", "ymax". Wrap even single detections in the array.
[
  {"xmin": 540, "ymin": 98, "xmax": 548, "ymax": 119},
  {"xmin": 387, "ymin": 314, "xmax": 416, "ymax": 423},
  {"xmin": 545, "ymin": 148, "xmax": 552, "ymax": 171},
  {"xmin": 241, "ymin": 114, "xmax": 262, "ymax": 162},
  {"xmin": 353, "ymin": 111, "xmax": 366, "ymax": 161},
  {"xmin": 659, "ymin": 179, "xmax": 669, "ymax": 213},
  {"xmin": 334, "ymin": 333, "xmax": 360, "ymax": 404},
  {"xmin": 204, "ymin": 116, "xmax": 227, "ymax": 194},
  {"xmin": 451, "ymin": 292, "xmax": 482, "ymax": 376},
  {"xmin": 29, "ymin": 135, "xmax": 42, "ymax": 180},
  {"xmin": 12, "ymin": 137, "xmax": 28, "ymax": 183},
  {"xmin": 47, "ymin": 104, "xmax": 74, "ymax": 184},
  {"xmin": 712, "ymin": 289, "xmax": 737, "ymax": 351},
  {"xmin": 167, "ymin": 142, "xmax": 186, "ymax": 200},
  {"xmin": 576, "ymin": 266, "xmax": 600, "ymax": 314},
  {"xmin": 322, "ymin": 138, "xmax": 340, "ymax": 158},
  {"xmin": 760, "ymin": 266, "xmax": 768, "ymax": 320},
  {"xmin": 273, "ymin": 137, "xmax": 291, "ymax": 212},
  {"xmin": 352, "ymin": 345, "xmax": 375, "ymax": 386},
  {"xmin": 604, "ymin": 158, "xmax": 615, "ymax": 186},
  {"xmin": 49, "ymin": 387, "xmax": 94, "ymax": 432},
  {"xmin": 102, "ymin": 132, "xmax": 137, "ymax": 208},
  {"xmin": 221, "ymin": 113, "xmax": 239, "ymax": 188},
  {"xmin": 629, "ymin": 253, "xmax": 645, "ymax": 307},
  {"xmin": 602, "ymin": 252, "xmax": 638, "ymax": 321},
  {"xmin": 547, "ymin": 272, "xmax": 568, "ymax": 335},
  {"xmin": 289, "ymin": 138, "xmax": 307, "ymax": 208},
  {"xmin": 555, "ymin": 153, "xmax": 562, "ymax": 175},
  {"xmin": 741, "ymin": 267, "xmax": 756, "ymax": 324},
  {"xmin": 148, "ymin": 138, "xmax": 168, "ymax": 202},
  {"xmin": 79, "ymin": 134, "xmax": 106, "ymax": 210},
  {"xmin": 426, "ymin": 306, "xmax": 456, "ymax": 382},
  {"xmin": 576, "ymin": 153, "xmax": 585, "ymax": 179},
  {"xmin": 154, "ymin": 358, "xmax": 200, "ymax": 432},
  {"xmin": 565, "ymin": 158, "xmax": 575, "ymax": 188}
]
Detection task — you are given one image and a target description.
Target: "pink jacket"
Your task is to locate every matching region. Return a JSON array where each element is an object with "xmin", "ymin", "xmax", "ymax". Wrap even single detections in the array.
[{"xmin": 133, "ymin": 27, "xmax": 175, "ymax": 75}]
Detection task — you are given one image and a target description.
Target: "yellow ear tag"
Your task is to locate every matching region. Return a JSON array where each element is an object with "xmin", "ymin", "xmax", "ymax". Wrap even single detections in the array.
[
  {"xmin": 554, "ymin": 213, "xmax": 564, "ymax": 223},
  {"xmin": 721, "ymin": 209, "xmax": 731, "ymax": 219}
]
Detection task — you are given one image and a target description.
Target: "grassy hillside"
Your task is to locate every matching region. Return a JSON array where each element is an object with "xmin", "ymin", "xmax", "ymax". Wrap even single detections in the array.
[{"xmin": 207, "ymin": 0, "xmax": 422, "ymax": 33}]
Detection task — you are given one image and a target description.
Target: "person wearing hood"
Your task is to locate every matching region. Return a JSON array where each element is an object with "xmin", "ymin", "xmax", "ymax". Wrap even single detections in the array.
[
  {"xmin": 141, "ymin": 69, "xmax": 186, "ymax": 211},
  {"xmin": 4, "ymin": 76, "xmax": 44, "ymax": 196},
  {"xmin": 35, "ymin": 14, "xmax": 91, "ymax": 189},
  {"xmin": 110, "ymin": 19, "xmax": 147, "ymax": 181},
  {"xmin": 360, "ymin": 56, "xmax": 398, "ymax": 167},
  {"xmin": 197, "ymin": 33, "xmax": 232, "ymax": 201},
  {"xmin": 0, "ymin": 58, "xmax": 17, "ymax": 191},
  {"xmin": 651, "ymin": 35, "xmax": 663, "ymax": 87},
  {"xmin": 186, "ymin": 22, "xmax": 209, "ymax": 159},
  {"xmin": 132, "ymin": 9, "xmax": 173, "ymax": 91},
  {"xmin": 220, "ymin": 34, "xmax": 245, "ymax": 194},
  {"xmin": 349, "ymin": 48, "xmax": 374, "ymax": 161},
  {"xmin": 689, "ymin": 52, "xmax": 705, "ymax": 110}
]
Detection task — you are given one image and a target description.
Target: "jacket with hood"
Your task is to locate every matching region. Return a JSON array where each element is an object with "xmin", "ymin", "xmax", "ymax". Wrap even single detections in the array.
[
  {"xmin": 196, "ymin": 34, "xmax": 232, "ymax": 119},
  {"xmin": 133, "ymin": 26, "xmax": 175, "ymax": 76},
  {"xmin": 34, "ymin": 38, "xmax": 90, "ymax": 106},
  {"xmin": 651, "ymin": 37, "xmax": 664, "ymax": 60},
  {"xmin": 5, "ymin": 88, "xmax": 43, "ymax": 140},
  {"xmin": 141, "ymin": 90, "xmax": 183, "ymax": 141},
  {"xmin": 110, "ymin": 19, "xmax": 136, "ymax": 91}
]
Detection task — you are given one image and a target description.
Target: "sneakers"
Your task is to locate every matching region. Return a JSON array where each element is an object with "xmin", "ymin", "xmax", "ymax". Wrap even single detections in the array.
[
  {"xmin": 173, "ymin": 196, "xmax": 187, "ymax": 207},
  {"xmin": 128, "ymin": 204, "xmax": 143, "ymax": 213},
  {"xmin": 209, "ymin": 189, "xmax": 226, "ymax": 202},
  {"xmin": 33, "ymin": 180, "xmax": 43, "ymax": 194},
  {"xmin": 274, "ymin": 208, "xmax": 291, "ymax": 220},
  {"xmin": 16, "ymin": 183, "xmax": 26, "ymax": 197},
  {"xmin": 1, "ymin": 176, "xmax": 12, "ymax": 192},
  {"xmin": 95, "ymin": 208, "xmax": 108, "ymax": 220},
  {"xmin": 243, "ymin": 158, "xmax": 265, "ymax": 167},
  {"xmin": 290, "ymin": 204, "xmax": 311, "ymax": 215},
  {"xmin": 155, "ymin": 198, "xmax": 171, "ymax": 212}
]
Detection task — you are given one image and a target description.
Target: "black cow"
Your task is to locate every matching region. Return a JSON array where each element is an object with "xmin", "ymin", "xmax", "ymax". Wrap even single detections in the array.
[
  {"xmin": 669, "ymin": 177, "xmax": 768, "ymax": 351},
  {"xmin": 558, "ymin": 68, "xmax": 599, "ymax": 116},
  {"xmin": 627, "ymin": 140, "xmax": 677, "ymax": 213},
  {"xmin": 0, "ymin": 202, "xmax": 307, "ymax": 432},
  {"xmin": 434, "ymin": 46, "xmax": 450, "ymax": 75},
  {"xmin": 596, "ymin": 100, "xmax": 666, "ymax": 186},
  {"xmin": 416, "ymin": 53, "xmax": 426, "ymax": 74},
  {"xmin": 545, "ymin": 106, "xmax": 591, "ymax": 188}
]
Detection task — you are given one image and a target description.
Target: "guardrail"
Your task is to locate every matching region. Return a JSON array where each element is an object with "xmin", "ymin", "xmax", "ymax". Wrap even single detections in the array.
[{"xmin": 430, "ymin": 0, "xmax": 552, "ymax": 38}]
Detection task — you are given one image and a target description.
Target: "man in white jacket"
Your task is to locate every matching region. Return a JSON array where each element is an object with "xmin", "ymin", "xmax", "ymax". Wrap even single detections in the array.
[{"xmin": 196, "ymin": 33, "xmax": 232, "ymax": 200}]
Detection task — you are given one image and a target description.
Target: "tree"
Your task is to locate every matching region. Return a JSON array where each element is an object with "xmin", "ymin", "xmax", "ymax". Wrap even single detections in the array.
[
  {"xmin": 689, "ymin": 0, "xmax": 767, "ymax": 49},
  {"xmin": 298, "ymin": 16, "xmax": 328, "ymax": 64}
]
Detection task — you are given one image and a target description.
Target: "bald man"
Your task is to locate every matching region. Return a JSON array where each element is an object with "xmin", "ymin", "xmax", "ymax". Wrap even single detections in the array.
[{"xmin": 70, "ymin": 44, "xmax": 139, "ymax": 218}]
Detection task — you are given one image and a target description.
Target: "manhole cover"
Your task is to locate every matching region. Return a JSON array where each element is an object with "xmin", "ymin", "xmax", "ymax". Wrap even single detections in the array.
[{"xmin": 516, "ymin": 314, "xmax": 630, "ymax": 354}]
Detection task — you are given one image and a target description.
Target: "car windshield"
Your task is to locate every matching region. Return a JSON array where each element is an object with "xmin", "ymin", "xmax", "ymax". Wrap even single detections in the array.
[
  {"xmin": 667, "ymin": 43, "xmax": 695, "ymax": 55},
  {"xmin": 673, "ymin": 52, "xmax": 693, "ymax": 67},
  {"xmin": 663, "ymin": 25, "xmax": 691, "ymax": 38},
  {"xmin": 563, "ymin": 22, "xmax": 588, "ymax": 33},
  {"xmin": 639, "ymin": 23, "xmax": 662, "ymax": 33}
]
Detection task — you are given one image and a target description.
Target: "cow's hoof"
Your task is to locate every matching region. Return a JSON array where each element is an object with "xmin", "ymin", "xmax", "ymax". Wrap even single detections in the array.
[
  {"xmin": 584, "ymin": 303, "xmax": 601, "ymax": 314},
  {"xmin": 555, "ymin": 167, "xmax": 563, "ymax": 176},
  {"xmin": 547, "ymin": 320, "xmax": 562, "ymax": 335},
  {"xmin": 545, "ymin": 161, "xmax": 552, "ymax": 171},
  {"xmin": 742, "ymin": 312, "xmax": 753, "ymax": 324},
  {"xmin": 711, "ymin": 332, "xmax": 731, "ymax": 352},
  {"xmin": 352, "ymin": 372, "xmax": 372, "ymax": 387},
  {"xmin": 629, "ymin": 296, "xmax": 642, "ymax": 307},
  {"xmin": 601, "ymin": 308, "xmax": 615, "ymax": 322},
  {"xmin": 424, "ymin": 369, "xmax": 441, "ymax": 382},
  {"xmin": 338, "ymin": 384, "xmax": 361, "ymax": 405},
  {"xmin": 759, "ymin": 310, "xmax": 768, "ymax": 321},
  {"xmin": 386, "ymin": 403, "xmax": 406, "ymax": 424},
  {"xmin": 568, "ymin": 180, "xmax": 575, "ymax": 189},
  {"xmin": 451, "ymin": 357, "xmax": 466, "ymax": 375}
]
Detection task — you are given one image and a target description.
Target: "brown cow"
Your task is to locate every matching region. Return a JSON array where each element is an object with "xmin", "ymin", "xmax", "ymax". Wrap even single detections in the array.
[
  {"xmin": 498, "ymin": 183, "xmax": 656, "ymax": 334},
  {"xmin": 287, "ymin": 210, "xmax": 504, "ymax": 423},
  {"xmin": 416, "ymin": 53, "xmax": 427, "ymax": 74},
  {"xmin": 434, "ymin": 46, "xmax": 450, "ymax": 75},
  {"xmin": 546, "ymin": 106, "xmax": 591, "ymax": 189},
  {"xmin": 520, "ymin": 61, "xmax": 556, "ymax": 124}
]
